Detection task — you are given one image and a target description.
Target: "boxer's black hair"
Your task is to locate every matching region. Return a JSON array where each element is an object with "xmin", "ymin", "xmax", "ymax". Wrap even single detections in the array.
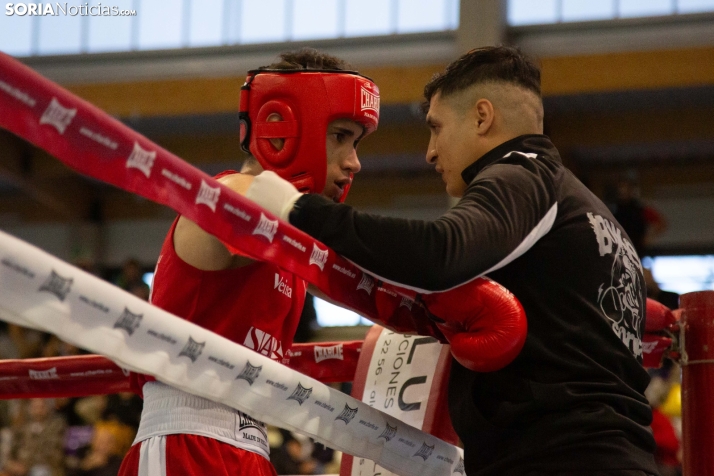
[
  {"xmin": 262, "ymin": 47, "xmax": 352, "ymax": 71},
  {"xmin": 422, "ymin": 46, "xmax": 541, "ymax": 112}
]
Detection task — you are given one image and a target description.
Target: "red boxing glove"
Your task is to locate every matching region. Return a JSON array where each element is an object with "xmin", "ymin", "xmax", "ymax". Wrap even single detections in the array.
[
  {"xmin": 421, "ymin": 278, "xmax": 527, "ymax": 372},
  {"xmin": 645, "ymin": 298, "xmax": 677, "ymax": 332}
]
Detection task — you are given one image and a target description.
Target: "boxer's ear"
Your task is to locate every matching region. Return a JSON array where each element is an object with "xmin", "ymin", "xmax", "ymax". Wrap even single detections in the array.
[{"xmin": 267, "ymin": 112, "xmax": 284, "ymax": 151}]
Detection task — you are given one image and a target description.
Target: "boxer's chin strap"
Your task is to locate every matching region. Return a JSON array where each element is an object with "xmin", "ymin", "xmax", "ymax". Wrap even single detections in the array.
[{"xmin": 0, "ymin": 230, "xmax": 463, "ymax": 476}]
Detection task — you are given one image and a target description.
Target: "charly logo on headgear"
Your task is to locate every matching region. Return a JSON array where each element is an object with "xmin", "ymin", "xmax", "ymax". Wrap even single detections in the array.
[
  {"xmin": 287, "ymin": 383, "xmax": 313, "ymax": 405},
  {"xmin": 356, "ymin": 274, "xmax": 375, "ymax": 295},
  {"xmin": 453, "ymin": 457, "xmax": 465, "ymax": 475},
  {"xmin": 378, "ymin": 422, "xmax": 397, "ymax": 442},
  {"xmin": 335, "ymin": 403, "xmax": 358, "ymax": 424},
  {"xmin": 28, "ymin": 367, "xmax": 58, "ymax": 380},
  {"xmin": 314, "ymin": 343, "xmax": 343, "ymax": 363},
  {"xmin": 195, "ymin": 180, "xmax": 221, "ymax": 212},
  {"xmin": 113, "ymin": 307, "xmax": 143, "ymax": 336},
  {"xmin": 126, "ymin": 142, "xmax": 157, "ymax": 178},
  {"xmin": 238, "ymin": 413, "xmax": 268, "ymax": 439},
  {"xmin": 39, "ymin": 97, "xmax": 76, "ymax": 134},
  {"xmin": 360, "ymin": 86, "xmax": 380, "ymax": 113},
  {"xmin": 236, "ymin": 361, "xmax": 262, "ymax": 385},
  {"xmin": 178, "ymin": 337, "xmax": 205, "ymax": 363},
  {"xmin": 253, "ymin": 213, "xmax": 278, "ymax": 242},
  {"xmin": 38, "ymin": 269, "xmax": 73, "ymax": 301},
  {"xmin": 413, "ymin": 442, "xmax": 435, "ymax": 461},
  {"xmin": 309, "ymin": 243, "xmax": 328, "ymax": 271}
]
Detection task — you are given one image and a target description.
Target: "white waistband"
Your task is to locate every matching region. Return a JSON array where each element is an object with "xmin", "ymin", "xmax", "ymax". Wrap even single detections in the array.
[{"xmin": 135, "ymin": 381, "xmax": 270, "ymax": 459}]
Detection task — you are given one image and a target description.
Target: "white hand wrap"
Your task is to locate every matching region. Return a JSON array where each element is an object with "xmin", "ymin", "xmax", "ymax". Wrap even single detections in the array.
[{"xmin": 244, "ymin": 171, "xmax": 303, "ymax": 221}]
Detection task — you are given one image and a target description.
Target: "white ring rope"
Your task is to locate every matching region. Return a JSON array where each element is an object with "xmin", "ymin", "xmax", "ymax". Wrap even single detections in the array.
[{"xmin": 0, "ymin": 230, "xmax": 463, "ymax": 476}]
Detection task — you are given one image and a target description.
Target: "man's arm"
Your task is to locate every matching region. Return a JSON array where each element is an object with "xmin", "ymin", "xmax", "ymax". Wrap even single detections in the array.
[
  {"xmin": 289, "ymin": 163, "xmax": 557, "ymax": 292},
  {"xmin": 174, "ymin": 173, "xmax": 255, "ymax": 270}
]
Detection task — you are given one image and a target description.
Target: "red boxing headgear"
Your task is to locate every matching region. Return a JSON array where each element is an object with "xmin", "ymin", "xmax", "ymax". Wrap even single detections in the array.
[{"xmin": 239, "ymin": 69, "xmax": 379, "ymax": 199}]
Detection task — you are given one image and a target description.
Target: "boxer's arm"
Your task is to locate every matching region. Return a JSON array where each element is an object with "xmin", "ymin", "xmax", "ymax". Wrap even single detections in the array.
[{"xmin": 174, "ymin": 173, "xmax": 255, "ymax": 270}]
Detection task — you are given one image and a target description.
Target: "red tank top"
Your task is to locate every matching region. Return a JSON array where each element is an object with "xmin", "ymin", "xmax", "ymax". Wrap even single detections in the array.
[{"xmin": 134, "ymin": 191, "xmax": 307, "ymax": 391}]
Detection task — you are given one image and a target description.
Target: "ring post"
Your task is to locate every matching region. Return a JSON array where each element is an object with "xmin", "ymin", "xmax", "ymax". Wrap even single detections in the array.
[{"xmin": 681, "ymin": 290, "xmax": 714, "ymax": 476}]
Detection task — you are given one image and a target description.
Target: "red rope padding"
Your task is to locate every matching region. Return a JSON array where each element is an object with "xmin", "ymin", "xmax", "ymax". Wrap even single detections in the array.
[
  {"xmin": 0, "ymin": 342, "xmax": 363, "ymax": 400},
  {"xmin": 0, "ymin": 52, "xmax": 527, "ymax": 372}
]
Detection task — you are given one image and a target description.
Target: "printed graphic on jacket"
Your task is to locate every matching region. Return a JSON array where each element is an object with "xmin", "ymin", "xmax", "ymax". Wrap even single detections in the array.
[{"xmin": 588, "ymin": 213, "xmax": 644, "ymax": 357}]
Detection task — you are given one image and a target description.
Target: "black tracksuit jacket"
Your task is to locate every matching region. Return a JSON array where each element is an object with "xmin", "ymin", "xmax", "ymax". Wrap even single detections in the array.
[{"xmin": 290, "ymin": 135, "xmax": 659, "ymax": 475}]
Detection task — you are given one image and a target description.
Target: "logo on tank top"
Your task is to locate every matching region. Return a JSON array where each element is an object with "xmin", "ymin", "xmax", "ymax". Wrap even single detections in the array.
[
  {"xmin": 356, "ymin": 274, "xmax": 375, "ymax": 295},
  {"xmin": 413, "ymin": 442, "xmax": 435, "ymax": 461},
  {"xmin": 243, "ymin": 327, "xmax": 284, "ymax": 361},
  {"xmin": 378, "ymin": 422, "xmax": 397, "ymax": 442},
  {"xmin": 113, "ymin": 307, "xmax": 143, "ymax": 335},
  {"xmin": 314, "ymin": 343, "xmax": 344, "ymax": 363},
  {"xmin": 360, "ymin": 86, "xmax": 380, "ymax": 113},
  {"xmin": 28, "ymin": 367, "xmax": 58, "ymax": 380},
  {"xmin": 178, "ymin": 336, "xmax": 205, "ymax": 362},
  {"xmin": 39, "ymin": 97, "xmax": 76, "ymax": 134},
  {"xmin": 453, "ymin": 457, "xmax": 465, "ymax": 474},
  {"xmin": 38, "ymin": 269, "xmax": 73, "ymax": 301},
  {"xmin": 309, "ymin": 243, "xmax": 328, "ymax": 271},
  {"xmin": 125, "ymin": 142, "xmax": 157, "ymax": 178},
  {"xmin": 335, "ymin": 403, "xmax": 358, "ymax": 424},
  {"xmin": 235, "ymin": 361, "xmax": 262, "ymax": 385},
  {"xmin": 253, "ymin": 213, "xmax": 278, "ymax": 242},
  {"xmin": 274, "ymin": 273, "xmax": 292, "ymax": 298},
  {"xmin": 287, "ymin": 383, "xmax": 313, "ymax": 405},
  {"xmin": 587, "ymin": 213, "xmax": 644, "ymax": 358},
  {"xmin": 194, "ymin": 180, "xmax": 221, "ymax": 212}
]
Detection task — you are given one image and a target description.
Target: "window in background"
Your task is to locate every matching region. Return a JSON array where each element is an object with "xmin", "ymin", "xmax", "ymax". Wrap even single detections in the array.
[
  {"xmin": 188, "ymin": 0, "xmax": 224, "ymax": 47},
  {"xmin": 561, "ymin": 0, "xmax": 616, "ymax": 22},
  {"xmin": 397, "ymin": 0, "xmax": 454, "ymax": 33},
  {"xmin": 37, "ymin": 13, "xmax": 83, "ymax": 55},
  {"xmin": 5, "ymin": 0, "xmax": 460, "ymax": 57},
  {"xmin": 0, "ymin": 14, "xmax": 33, "ymax": 56},
  {"xmin": 344, "ymin": 0, "xmax": 391, "ymax": 37},
  {"xmin": 314, "ymin": 296, "xmax": 371, "ymax": 327},
  {"xmin": 507, "ymin": 0, "xmax": 559, "ymax": 25},
  {"xmin": 508, "ymin": 0, "xmax": 714, "ymax": 25},
  {"xmin": 136, "ymin": 0, "xmax": 183, "ymax": 50},
  {"xmin": 292, "ymin": 0, "xmax": 340, "ymax": 40},
  {"xmin": 678, "ymin": 0, "xmax": 714, "ymax": 13},
  {"xmin": 618, "ymin": 0, "xmax": 674, "ymax": 18},
  {"xmin": 644, "ymin": 255, "xmax": 714, "ymax": 295},
  {"xmin": 87, "ymin": 0, "xmax": 134, "ymax": 53},
  {"xmin": 240, "ymin": 0, "xmax": 287, "ymax": 44}
]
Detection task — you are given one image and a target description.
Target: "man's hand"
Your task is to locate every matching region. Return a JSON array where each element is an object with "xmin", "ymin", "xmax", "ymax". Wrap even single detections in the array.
[{"xmin": 245, "ymin": 171, "xmax": 303, "ymax": 221}]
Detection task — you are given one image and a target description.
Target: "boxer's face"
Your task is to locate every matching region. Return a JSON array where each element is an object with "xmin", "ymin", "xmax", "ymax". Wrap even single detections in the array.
[{"xmin": 323, "ymin": 118, "xmax": 364, "ymax": 202}]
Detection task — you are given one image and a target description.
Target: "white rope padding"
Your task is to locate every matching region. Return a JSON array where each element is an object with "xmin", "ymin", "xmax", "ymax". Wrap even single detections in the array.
[{"xmin": 0, "ymin": 230, "xmax": 463, "ymax": 476}]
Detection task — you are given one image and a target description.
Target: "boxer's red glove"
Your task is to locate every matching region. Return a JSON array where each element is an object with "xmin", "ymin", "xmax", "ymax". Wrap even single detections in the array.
[
  {"xmin": 642, "ymin": 298, "xmax": 679, "ymax": 368},
  {"xmin": 421, "ymin": 278, "xmax": 527, "ymax": 372}
]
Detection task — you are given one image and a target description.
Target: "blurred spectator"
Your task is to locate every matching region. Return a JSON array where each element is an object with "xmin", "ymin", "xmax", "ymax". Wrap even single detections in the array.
[
  {"xmin": 270, "ymin": 430, "xmax": 320, "ymax": 475},
  {"xmin": 1, "ymin": 399, "xmax": 66, "ymax": 476},
  {"xmin": 610, "ymin": 176, "xmax": 667, "ymax": 256},
  {"xmin": 68, "ymin": 423, "xmax": 124, "ymax": 476},
  {"xmin": 113, "ymin": 259, "xmax": 149, "ymax": 300}
]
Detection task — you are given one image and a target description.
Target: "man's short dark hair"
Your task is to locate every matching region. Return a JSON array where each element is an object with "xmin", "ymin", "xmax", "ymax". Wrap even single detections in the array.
[
  {"xmin": 423, "ymin": 46, "xmax": 541, "ymax": 110},
  {"xmin": 261, "ymin": 47, "xmax": 352, "ymax": 71}
]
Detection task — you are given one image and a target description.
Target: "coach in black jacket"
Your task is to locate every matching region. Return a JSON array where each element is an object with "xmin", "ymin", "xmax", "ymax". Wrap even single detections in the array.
[{"xmin": 245, "ymin": 46, "xmax": 660, "ymax": 476}]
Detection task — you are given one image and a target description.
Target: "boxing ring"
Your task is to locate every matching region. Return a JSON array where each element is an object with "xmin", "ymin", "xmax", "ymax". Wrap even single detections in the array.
[{"xmin": 0, "ymin": 51, "xmax": 712, "ymax": 475}]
